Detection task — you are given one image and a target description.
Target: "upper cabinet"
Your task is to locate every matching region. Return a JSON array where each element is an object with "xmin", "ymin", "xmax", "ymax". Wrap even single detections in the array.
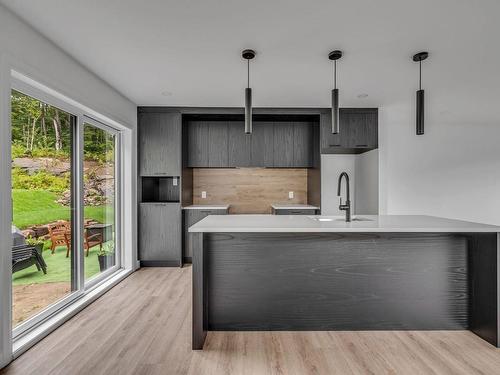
[
  {"xmin": 186, "ymin": 120, "xmax": 316, "ymax": 168},
  {"xmin": 251, "ymin": 122, "xmax": 274, "ymax": 167},
  {"xmin": 139, "ymin": 111, "xmax": 182, "ymax": 176},
  {"xmin": 272, "ymin": 123, "xmax": 295, "ymax": 167},
  {"xmin": 292, "ymin": 122, "xmax": 313, "ymax": 167},
  {"xmin": 228, "ymin": 121, "xmax": 252, "ymax": 167},
  {"xmin": 208, "ymin": 122, "xmax": 229, "ymax": 167},
  {"xmin": 320, "ymin": 108, "xmax": 378, "ymax": 154},
  {"xmin": 187, "ymin": 121, "xmax": 209, "ymax": 167}
]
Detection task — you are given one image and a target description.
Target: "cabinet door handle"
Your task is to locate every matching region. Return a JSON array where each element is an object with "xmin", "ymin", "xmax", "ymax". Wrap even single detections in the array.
[
  {"xmin": 200, "ymin": 210, "xmax": 213, "ymax": 214},
  {"xmin": 290, "ymin": 211, "xmax": 303, "ymax": 214},
  {"xmin": 329, "ymin": 144, "xmax": 341, "ymax": 147},
  {"xmin": 355, "ymin": 144, "xmax": 368, "ymax": 147}
]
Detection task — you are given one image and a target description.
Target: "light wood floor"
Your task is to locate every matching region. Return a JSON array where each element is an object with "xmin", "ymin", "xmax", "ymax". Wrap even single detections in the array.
[{"xmin": 3, "ymin": 266, "xmax": 500, "ymax": 375}]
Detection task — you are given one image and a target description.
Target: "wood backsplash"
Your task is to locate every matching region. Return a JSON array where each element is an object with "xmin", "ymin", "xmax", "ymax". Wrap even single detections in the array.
[{"xmin": 193, "ymin": 168, "xmax": 308, "ymax": 214}]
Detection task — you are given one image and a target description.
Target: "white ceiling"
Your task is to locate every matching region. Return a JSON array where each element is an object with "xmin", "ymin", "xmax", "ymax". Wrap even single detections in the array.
[{"xmin": 2, "ymin": 0, "xmax": 499, "ymax": 108}]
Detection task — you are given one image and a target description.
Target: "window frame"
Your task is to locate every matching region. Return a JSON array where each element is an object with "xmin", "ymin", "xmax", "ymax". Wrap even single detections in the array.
[
  {"xmin": 81, "ymin": 116, "xmax": 122, "ymax": 289},
  {"xmin": 10, "ymin": 75, "xmax": 125, "ymax": 340}
]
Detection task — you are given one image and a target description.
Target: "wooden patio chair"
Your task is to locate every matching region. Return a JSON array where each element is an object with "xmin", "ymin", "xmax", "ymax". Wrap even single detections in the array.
[
  {"xmin": 84, "ymin": 229, "xmax": 103, "ymax": 256},
  {"xmin": 47, "ymin": 221, "xmax": 70, "ymax": 255},
  {"xmin": 63, "ymin": 229, "xmax": 103, "ymax": 257}
]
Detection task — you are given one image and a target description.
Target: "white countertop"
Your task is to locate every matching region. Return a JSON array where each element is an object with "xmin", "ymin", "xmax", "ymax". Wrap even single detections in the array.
[
  {"xmin": 271, "ymin": 204, "xmax": 319, "ymax": 210},
  {"xmin": 189, "ymin": 214, "xmax": 500, "ymax": 233},
  {"xmin": 182, "ymin": 205, "xmax": 230, "ymax": 210}
]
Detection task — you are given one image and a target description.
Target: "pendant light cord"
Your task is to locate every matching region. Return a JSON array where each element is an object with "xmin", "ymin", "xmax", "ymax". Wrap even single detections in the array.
[{"xmin": 247, "ymin": 59, "xmax": 250, "ymax": 89}]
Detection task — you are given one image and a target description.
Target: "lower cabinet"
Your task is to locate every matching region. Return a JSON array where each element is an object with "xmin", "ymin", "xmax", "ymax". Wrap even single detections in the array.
[
  {"xmin": 139, "ymin": 203, "xmax": 181, "ymax": 266},
  {"xmin": 183, "ymin": 208, "xmax": 228, "ymax": 261},
  {"xmin": 272, "ymin": 208, "xmax": 317, "ymax": 215}
]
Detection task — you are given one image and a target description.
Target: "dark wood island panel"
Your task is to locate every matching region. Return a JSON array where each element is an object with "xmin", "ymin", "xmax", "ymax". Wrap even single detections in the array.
[{"xmin": 192, "ymin": 232, "xmax": 499, "ymax": 349}]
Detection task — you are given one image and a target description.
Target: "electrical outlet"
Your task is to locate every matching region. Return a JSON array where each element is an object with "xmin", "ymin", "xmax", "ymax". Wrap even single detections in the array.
[
  {"xmin": 172, "ymin": 177, "xmax": 178, "ymax": 186},
  {"xmin": 201, "ymin": 191, "xmax": 207, "ymax": 199},
  {"xmin": 288, "ymin": 191, "xmax": 294, "ymax": 199}
]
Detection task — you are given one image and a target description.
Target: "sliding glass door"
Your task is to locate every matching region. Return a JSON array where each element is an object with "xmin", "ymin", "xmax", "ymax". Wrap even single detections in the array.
[
  {"xmin": 83, "ymin": 119, "xmax": 120, "ymax": 284},
  {"xmin": 11, "ymin": 90, "xmax": 79, "ymax": 330},
  {"xmin": 10, "ymin": 85, "xmax": 122, "ymax": 337}
]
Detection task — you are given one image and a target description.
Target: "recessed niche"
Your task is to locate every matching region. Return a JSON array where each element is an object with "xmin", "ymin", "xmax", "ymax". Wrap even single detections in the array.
[{"xmin": 142, "ymin": 176, "xmax": 180, "ymax": 203}]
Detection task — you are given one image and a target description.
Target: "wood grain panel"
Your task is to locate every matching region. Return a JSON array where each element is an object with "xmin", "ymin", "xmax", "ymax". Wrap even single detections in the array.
[
  {"xmin": 139, "ymin": 112, "xmax": 181, "ymax": 176},
  {"xmin": 469, "ymin": 233, "xmax": 499, "ymax": 346},
  {"xmin": 205, "ymin": 232, "xmax": 468, "ymax": 331},
  {"xmin": 228, "ymin": 121, "xmax": 251, "ymax": 167},
  {"xmin": 192, "ymin": 168, "xmax": 308, "ymax": 214},
  {"xmin": 139, "ymin": 203, "xmax": 181, "ymax": 265}
]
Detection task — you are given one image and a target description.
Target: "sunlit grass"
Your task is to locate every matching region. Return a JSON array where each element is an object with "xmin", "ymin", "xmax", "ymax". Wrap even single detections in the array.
[{"xmin": 12, "ymin": 189, "xmax": 113, "ymax": 229}]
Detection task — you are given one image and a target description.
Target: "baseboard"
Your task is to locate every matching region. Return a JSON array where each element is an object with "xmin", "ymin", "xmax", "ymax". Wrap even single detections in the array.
[
  {"xmin": 183, "ymin": 257, "xmax": 192, "ymax": 264},
  {"xmin": 140, "ymin": 260, "xmax": 181, "ymax": 267}
]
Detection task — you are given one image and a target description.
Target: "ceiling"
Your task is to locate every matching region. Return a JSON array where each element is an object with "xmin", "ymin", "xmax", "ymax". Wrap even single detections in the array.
[{"xmin": 2, "ymin": 0, "xmax": 499, "ymax": 108}]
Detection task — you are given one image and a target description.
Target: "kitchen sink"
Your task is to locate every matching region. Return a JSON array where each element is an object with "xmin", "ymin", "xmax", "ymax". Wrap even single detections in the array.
[{"xmin": 307, "ymin": 216, "xmax": 373, "ymax": 222}]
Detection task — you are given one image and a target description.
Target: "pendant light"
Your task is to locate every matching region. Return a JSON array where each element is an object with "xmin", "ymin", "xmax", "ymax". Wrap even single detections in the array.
[
  {"xmin": 413, "ymin": 51, "xmax": 428, "ymax": 135},
  {"xmin": 242, "ymin": 49, "xmax": 256, "ymax": 134},
  {"xmin": 329, "ymin": 50, "xmax": 342, "ymax": 134}
]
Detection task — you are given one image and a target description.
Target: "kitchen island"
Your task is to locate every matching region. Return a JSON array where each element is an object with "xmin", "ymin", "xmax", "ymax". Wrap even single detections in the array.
[{"xmin": 188, "ymin": 215, "xmax": 500, "ymax": 349}]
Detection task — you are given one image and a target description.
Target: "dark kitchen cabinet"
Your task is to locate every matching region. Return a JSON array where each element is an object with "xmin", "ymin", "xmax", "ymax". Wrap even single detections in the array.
[
  {"xmin": 183, "ymin": 208, "xmax": 228, "ymax": 261},
  {"xmin": 320, "ymin": 111, "xmax": 342, "ymax": 149},
  {"xmin": 208, "ymin": 122, "xmax": 229, "ymax": 167},
  {"xmin": 187, "ymin": 121, "xmax": 209, "ymax": 167},
  {"xmin": 321, "ymin": 108, "xmax": 378, "ymax": 154},
  {"xmin": 293, "ymin": 122, "xmax": 313, "ymax": 167},
  {"xmin": 273, "ymin": 123, "xmax": 295, "ymax": 167},
  {"xmin": 272, "ymin": 208, "xmax": 318, "ymax": 215},
  {"xmin": 272, "ymin": 122, "xmax": 313, "ymax": 167},
  {"xmin": 186, "ymin": 119, "xmax": 317, "ymax": 168},
  {"xmin": 251, "ymin": 122, "xmax": 274, "ymax": 167},
  {"xmin": 139, "ymin": 112, "xmax": 182, "ymax": 175},
  {"xmin": 139, "ymin": 203, "xmax": 182, "ymax": 266},
  {"xmin": 349, "ymin": 111, "xmax": 378, "ymax": 148},
  {"xmin": 228, "ymin": 121, "xmax": 252, "ymax": 167}
]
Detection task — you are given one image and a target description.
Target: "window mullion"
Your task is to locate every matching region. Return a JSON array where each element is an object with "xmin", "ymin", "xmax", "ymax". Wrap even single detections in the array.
[{"xmin": 74, "ymin": 115, "xmax": 85, "ymax": 291}]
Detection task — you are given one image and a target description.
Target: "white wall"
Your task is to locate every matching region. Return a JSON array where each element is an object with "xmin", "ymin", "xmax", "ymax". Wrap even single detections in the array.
[
  {"xmin": 321, "ymin": 152, "xmax": 379, "ymax": 216},
  {"xmin": 321, "ymin": 155, "xmax": 356, "ymax": 215},
  {"xmin": 355, "ymin": 149, "xmax": 379, "ymax": 215},
  {"xmin": 0, "ymin": 5, "xmax": 137, "ymax": 368},
  {"xmin": 379, "ymin": 99, "xmax": 500, "ymax": 226}
]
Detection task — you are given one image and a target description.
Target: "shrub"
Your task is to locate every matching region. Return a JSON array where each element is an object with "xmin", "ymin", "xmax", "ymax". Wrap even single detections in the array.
[
  {"xmin": 84, "ymin": 149, "xmax": 114, "ymax": 163},
  {"xmin": 31, "ymin": 148, "xmax": 70, "ymax": 159},
  {"xmin": 11, "ymin": 143, "xmax": 71, "ymax": 160},
  {"xmin": 11, "ymin": 144, "xmax": 27, "ymax": 159},
  {"xmin": 12, "ymin": 167, "xmax": 70, "ymax": 193}
]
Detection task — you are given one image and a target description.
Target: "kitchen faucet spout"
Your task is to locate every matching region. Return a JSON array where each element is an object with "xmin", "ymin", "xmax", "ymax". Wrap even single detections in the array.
[{"xmin": 337, "ymin": 172, "xmax": 351, "ymax": 222}]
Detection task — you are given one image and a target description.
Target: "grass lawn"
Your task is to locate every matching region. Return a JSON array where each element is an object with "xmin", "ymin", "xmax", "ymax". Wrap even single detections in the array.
[
  {"xmin": 12, "ymin": 245, "xmax": 101, "ymax": 285},
  {"xmin": 12, "ymin": 188, "xmax": 113, "ymax": 285},
  {"xmin": 12, "ymin": 189, "xmax": 113, "ymax": 229}
]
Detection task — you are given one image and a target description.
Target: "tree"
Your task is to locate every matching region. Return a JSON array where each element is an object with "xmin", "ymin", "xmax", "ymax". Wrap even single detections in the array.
[
  {"xmin": 11, "ymin": 90, "xmax": 72, "ymax": 157},
  {"xmin": 52, "ymin": 108, "xmax": 62, "ymax": 151}
]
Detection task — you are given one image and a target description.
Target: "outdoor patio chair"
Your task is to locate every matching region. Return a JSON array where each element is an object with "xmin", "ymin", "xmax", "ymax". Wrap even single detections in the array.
[
  {"xmin": 12, "ymin": 244, "xmax": 47, "ymax": 274},
  {"xmin": 63, "ymin": 230, "xmax": 103, "ymax": 257},
  {"xmin": 47, "ymin": 222, "xmax": 70, "ymax": 254}
]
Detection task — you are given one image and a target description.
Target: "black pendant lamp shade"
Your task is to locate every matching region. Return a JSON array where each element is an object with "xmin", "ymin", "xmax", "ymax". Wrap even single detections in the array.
[
  {"xmin": 242, "ymin": 49, "xmax": 256, "ymax": 134},
  {"xmin": 413, "ymin": 51, "xmax": 428, "ymax": 135},
  {"xmin": 329, "ymin": 50, "xmax": 342, "ymax": 134}
]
